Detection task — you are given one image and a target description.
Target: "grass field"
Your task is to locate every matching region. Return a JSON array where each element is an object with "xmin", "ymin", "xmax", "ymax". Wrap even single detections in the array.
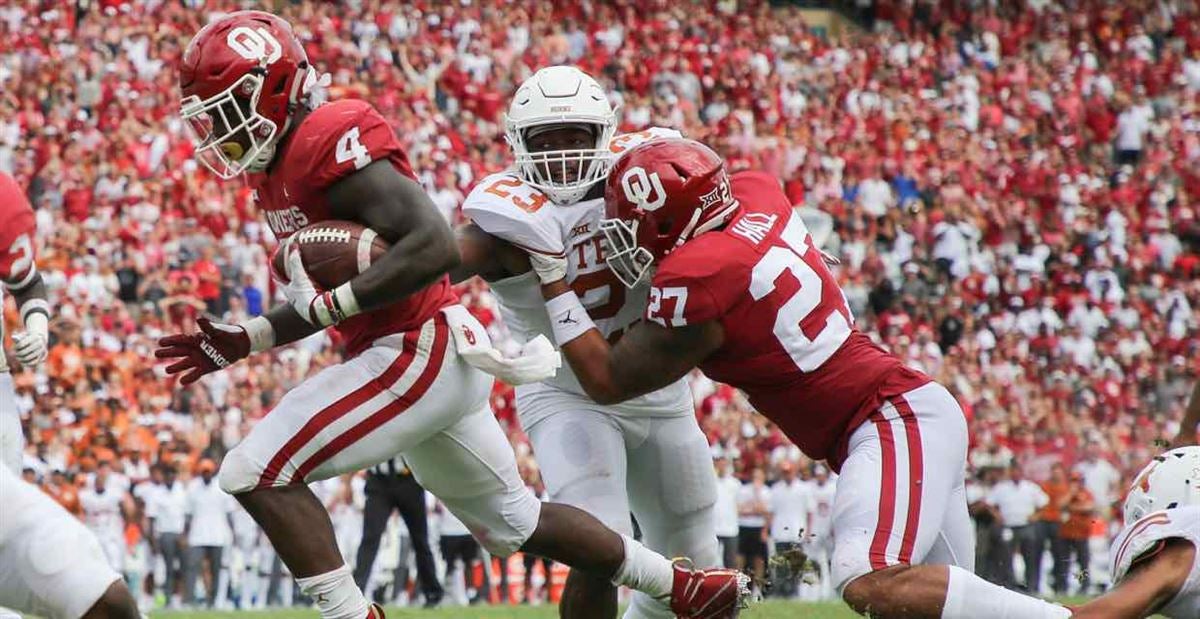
[{"xmin": 157, "ymin": 601, "xmax": 860, "ymax": 618}]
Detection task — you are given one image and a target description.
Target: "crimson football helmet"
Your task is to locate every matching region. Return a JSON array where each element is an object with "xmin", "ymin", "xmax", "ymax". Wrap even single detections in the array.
[
  {"xmin": 179, "ymin": 11, "xmax": 314, "ymax": 178},
  {"xmin": 602, "ymin": 138, "xmax": 741, "ymax": 287}
]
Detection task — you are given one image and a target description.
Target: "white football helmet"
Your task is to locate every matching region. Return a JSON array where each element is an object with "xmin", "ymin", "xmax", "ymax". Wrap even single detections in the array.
[
  {"xmin": 1123, "ymin": 446, "xmax": 1200, "ymax": 526},
  {"xmin": 504, "ymin": 66, "xmax": 617, "ymax": 205}
]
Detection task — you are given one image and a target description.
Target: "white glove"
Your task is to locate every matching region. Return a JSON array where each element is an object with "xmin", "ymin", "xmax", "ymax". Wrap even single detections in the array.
[
  {"xmin": 443, "ymin": 304, "xmax": 561, "ymax": 385},
  {"xmin": 529, "ymin": 252, "xmax": 569, "ymax": 285},
  {"xmin": 282, "ymin": 245, "xmax": 359, "ymax": 327},
  {"xmin": 459, "ymin": 335, "xmax": 562, "ymax": 386},
  {"xmin": 12, "ymin": 312, "xmax": 48, "ymax": 367}
]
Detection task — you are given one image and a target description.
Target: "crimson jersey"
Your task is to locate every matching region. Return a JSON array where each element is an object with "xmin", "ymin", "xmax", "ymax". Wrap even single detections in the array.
[
  {"xmin": 0, "ymin": 172, "xmax": 36, "ymax": 287},
  {"xmin": 646, "ymin": 171, "xmax": 930, "ymax": 469},
  {"xmin": 250, "ymin": 99, "xmax": 456, "ymax": 356}
]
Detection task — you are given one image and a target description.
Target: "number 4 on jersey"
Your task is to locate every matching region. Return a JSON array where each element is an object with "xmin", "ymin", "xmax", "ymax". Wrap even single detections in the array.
[{"xmin": 335, "ymin": 127, "xmax": 372, "ymax": 170}]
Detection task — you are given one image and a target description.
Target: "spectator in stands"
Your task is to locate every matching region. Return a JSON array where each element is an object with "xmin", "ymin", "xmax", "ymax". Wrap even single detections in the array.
[{"xmin": 1036, "ymin": 463, "xmax": 1070, "ymax": 595}]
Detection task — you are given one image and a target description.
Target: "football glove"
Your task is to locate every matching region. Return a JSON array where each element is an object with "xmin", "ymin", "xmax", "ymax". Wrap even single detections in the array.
[
  {"xmin": 11, "ymin": 312, "xmax": 48, "ymax": 367},
  {"xmin": 155, "ymin": 317, "xmax": 251, "ymax": 385},
  {"xmin": 281, "ymin": 245, "xmax": 359, "ymax": 327}
]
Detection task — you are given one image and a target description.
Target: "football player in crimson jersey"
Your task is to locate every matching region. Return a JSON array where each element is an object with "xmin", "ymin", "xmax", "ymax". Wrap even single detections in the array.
[
  {"xmin": 528, "ymin": 139, "xmax": 1072, "ymax": 619},
  {"xmin": 156, "ymin": 12, "xmax": 747, "ymax": 619},
  {"xmin": 0, "ymin": 171, "xmax": 49, "ymax": 471},
  {"xmin": 0, "ymin": 172, "xmax": 140, "ymax": 619}
]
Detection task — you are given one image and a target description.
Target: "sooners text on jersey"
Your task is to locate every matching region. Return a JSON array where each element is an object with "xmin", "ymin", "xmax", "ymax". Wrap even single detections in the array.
[
  {"xmin": 646, "ymin": 171, "xmax": 931, "ymax": 468},
  {"xmin": 250, "ymin": 99, "xmax": 456, "ymax": 356}
]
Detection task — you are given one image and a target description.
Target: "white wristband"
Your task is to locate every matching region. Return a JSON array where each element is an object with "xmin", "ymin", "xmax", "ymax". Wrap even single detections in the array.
[
  {"xmin": 333, "ymin": 282, "xmax": 361, "ymax": 319},
  {"xmin": 243, "ymin": 315, "xmax": 276, "ymax": 353},
  {"xmin": 545, "ymin": 291, "xmax": 597, "ymax": 345}
]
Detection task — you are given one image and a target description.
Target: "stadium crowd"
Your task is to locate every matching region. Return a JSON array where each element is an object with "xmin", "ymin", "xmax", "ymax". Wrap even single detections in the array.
[{"xmin": 2, "ymin": 0, "xmax": 1199, "ymax": 609}]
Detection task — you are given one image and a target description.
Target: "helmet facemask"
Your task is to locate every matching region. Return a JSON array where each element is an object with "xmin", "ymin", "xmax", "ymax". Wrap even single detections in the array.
[
  {"xmin": 600, "ymin": 217, "xmax": 654, "ymax": 288},
  {"xmin": 181, "ymin": 73, "xmax": 279, "ymax": 179},
  {"xmin": 508, "ymin": 120, "xmax": 616, "ymax": 205}
]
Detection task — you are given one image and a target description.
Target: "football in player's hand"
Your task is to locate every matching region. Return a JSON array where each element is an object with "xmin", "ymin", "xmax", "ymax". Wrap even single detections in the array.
[{"xmin": 270, "ymin": 221, "xmax": 390, "ymax": 289}]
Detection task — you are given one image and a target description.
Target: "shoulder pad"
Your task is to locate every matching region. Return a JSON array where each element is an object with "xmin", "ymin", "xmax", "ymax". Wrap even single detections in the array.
[
  {"xmin": 463, "ymin": 173, "xmax": 563, "ymax": 256},
  {"xmin": 609, "ymin": 126, "xmax": 684, "ymax": 156}
]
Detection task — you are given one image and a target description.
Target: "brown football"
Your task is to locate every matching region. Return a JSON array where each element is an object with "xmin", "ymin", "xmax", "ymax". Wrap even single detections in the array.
[{"xmin": 270, "ymin": 221, "xmax": 389, "ymax": 290}]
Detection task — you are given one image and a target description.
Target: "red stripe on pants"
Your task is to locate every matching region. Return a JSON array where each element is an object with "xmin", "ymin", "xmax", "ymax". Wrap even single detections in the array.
[
  {"xmin": 289, "ymin": 319, "xmax": 451, "ymax": 484},
  {"xmin": 255, "ymin": 327, "xmax": 422, "ymax": 489},
  {"xmin": 892, "ymin": 395, "xmax": 924, "ymax": 564},
  {"xmin": 868, "ymin": 413, "xmax": 898, "ymax": 570}
]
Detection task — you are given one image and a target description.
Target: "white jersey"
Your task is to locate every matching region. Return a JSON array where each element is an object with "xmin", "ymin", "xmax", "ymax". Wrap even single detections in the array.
[
  {"xmin": 1110, "ymin": 505, "xmax": 1200, "ymax": 619},
  {"xmin": 464, "ymin": 128, "xmax": 693, "ymax": 427}
]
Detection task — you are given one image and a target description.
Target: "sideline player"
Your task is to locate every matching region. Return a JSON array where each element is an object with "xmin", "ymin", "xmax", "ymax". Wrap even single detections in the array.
[
  {"xmin": 453, "ymin": 65, "xmax": 719, "ymax": 618},
  {"xmin": 157, "ymin": 12, "xmax": 746, "ymax": 619},
  {"xmin": 1070, "ymin": 446, "xmax": 1200, "ymax": 618},
  {"xmin": 0, "ymin": 171, "xmax": 139, "ymax": 618},
  {"xmin": 527, "ymin": 138, "xmax": 1072, "ymax": 618}
]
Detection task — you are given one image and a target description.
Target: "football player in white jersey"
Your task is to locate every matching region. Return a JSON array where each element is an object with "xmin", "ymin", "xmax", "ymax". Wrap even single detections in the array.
[
  {"xmin": 453, "ymin": 66, "xmax": 720, "ymax": 618},
  {"xmin": 1071, "ymin": 446, "xmax": 1200, "ymax": 618}
]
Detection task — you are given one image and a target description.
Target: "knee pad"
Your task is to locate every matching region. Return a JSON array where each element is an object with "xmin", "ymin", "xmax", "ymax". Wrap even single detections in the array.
[{"xmin": 218, "ymin": 446, "xmax": 262, "ymax": 495}]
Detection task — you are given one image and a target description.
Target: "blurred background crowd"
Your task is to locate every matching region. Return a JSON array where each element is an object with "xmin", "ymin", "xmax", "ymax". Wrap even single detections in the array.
[{"xmin": 2, "ymin": 0, "xmax": 1199, "ymax": 610}]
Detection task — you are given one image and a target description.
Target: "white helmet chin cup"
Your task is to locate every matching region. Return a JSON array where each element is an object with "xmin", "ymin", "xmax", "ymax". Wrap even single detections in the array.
[
  {"xmin": 504, "ymin": 66, "xmax": 617, "ymax": 205},
  {"xmin": 1123, "ymin": 446, "xmax": 1200, "ymax": 526}
]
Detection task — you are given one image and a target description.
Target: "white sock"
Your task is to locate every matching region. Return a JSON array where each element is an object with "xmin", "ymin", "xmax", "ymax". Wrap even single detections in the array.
[
  {"xmin": 610, "ymin": 534, "xmax": 674, "ymax": 598},
  {"xmin": 295, "ymin": 565, "xmax": 369, "ymax": 619},
  {"xmin": 942, "ymin": 565, "xmax": 1071, "ymax": 619}
]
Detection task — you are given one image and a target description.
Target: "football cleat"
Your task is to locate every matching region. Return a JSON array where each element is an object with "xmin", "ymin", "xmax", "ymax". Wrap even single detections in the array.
[
  {"xmin": 366, "ymin": 602, "xmax": 385, "ymax": 619},
  {"xmin": 668, "ymin": 559, "xmax": 752, "ymax": 619}
]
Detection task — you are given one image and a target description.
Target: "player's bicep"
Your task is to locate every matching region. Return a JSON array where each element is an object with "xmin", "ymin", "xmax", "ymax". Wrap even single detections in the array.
[
  {"xmin": 607, "ymin": 319, "xmax": 723, "ymax": 401},
  {"xmin": 327, "ymin": 160, "xmax": 451, "ymax": 250}
]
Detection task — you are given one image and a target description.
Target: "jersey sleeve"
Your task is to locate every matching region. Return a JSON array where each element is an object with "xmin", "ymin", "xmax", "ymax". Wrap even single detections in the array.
[
  {"xmin": 462, "ymin": 173, "xmax": 564, "ymax": 256},
  {"xmin": 294, "ymin": 101, "xmax": 412, "ymax": 191},
  {"xmin": 648, "ymin": 248, "xmax": 734, "ymax": 327},
  {"xmin": 0, "ymin": 174, "xmax": 37, "ymax": 288},
  {"xmin": 608, "ymin": 126, "xmax": 684, "ymax": 156}
]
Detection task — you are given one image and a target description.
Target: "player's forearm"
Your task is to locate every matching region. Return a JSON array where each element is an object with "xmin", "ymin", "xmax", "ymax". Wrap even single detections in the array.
[
  {"xmin": 350, "ymin": 225, "xmax": 459, "ymax": 311},
  {"xmin": 542, "ymin": 279, "xmax": 628, "ymax": 403},
  {"xmin": 264, "ymin": 304, "xmax": 322, "ymax": 348},
  {"xmin": 8, "ymin": 272, "xmax": 48, "ymax": 325}
]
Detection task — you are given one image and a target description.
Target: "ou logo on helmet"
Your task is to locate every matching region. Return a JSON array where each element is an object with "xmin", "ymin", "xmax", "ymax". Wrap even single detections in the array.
[
  {"xmin": 227, "ymin": 26, "xmax": 282, "ymax": 65},
  {"xmin": 621, "ymin": 166, "xmax": 666, "ymax": 212}
]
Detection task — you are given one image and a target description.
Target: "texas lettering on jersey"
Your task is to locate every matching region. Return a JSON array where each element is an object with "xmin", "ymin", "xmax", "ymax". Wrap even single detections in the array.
[
  {"xmin": 249, "ymin": 99, "xmax": 455, "ymax": 356},
  {"xmin": 645, "ymin": 171, "xmax": 929, "ymax": 467}
]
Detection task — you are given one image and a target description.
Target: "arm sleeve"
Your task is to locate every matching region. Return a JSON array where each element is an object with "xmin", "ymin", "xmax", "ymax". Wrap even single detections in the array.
[{"xmin": 0, "ymin": 202, "xmax": 37, "ymax": 288}]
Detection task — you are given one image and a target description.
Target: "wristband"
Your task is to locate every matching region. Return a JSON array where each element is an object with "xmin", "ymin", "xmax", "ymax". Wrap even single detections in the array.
[
  {"xmin": 545, "ymin": 291, "xmax": 597, "ymax": 345},
  {"xmin": 243, "ymin": 315, "xmax": 276, "ymax": 353},
  {"xmin": 18, "ymin": 298, "xmax": 50, "ymax": 325}
]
